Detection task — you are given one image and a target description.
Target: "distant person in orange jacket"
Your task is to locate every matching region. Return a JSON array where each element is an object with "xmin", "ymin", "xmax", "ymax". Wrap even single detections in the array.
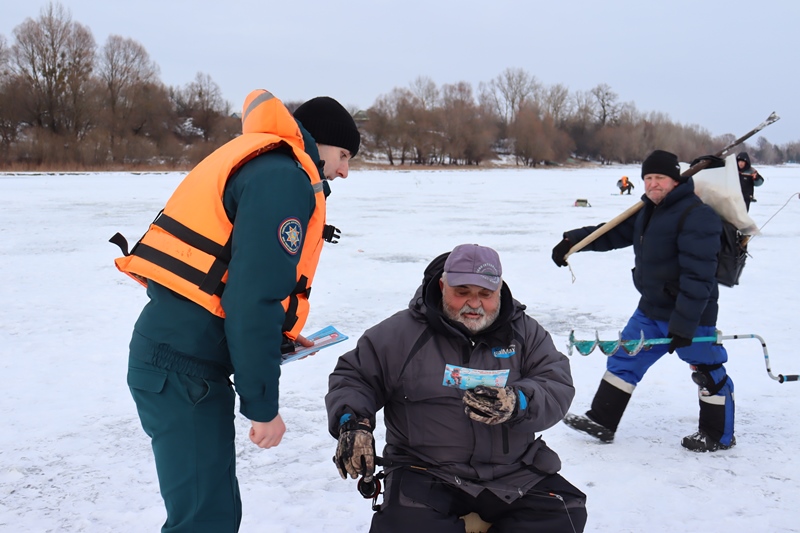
[{"xmin": 617, "ymin": 175, "xmax": 634, "ymax": 195}]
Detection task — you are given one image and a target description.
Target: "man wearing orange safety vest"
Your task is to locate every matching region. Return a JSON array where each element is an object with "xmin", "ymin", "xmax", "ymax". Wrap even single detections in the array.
[{"xmin": 115, "ymin": 90, "xmax": 360, "ymax": 533}]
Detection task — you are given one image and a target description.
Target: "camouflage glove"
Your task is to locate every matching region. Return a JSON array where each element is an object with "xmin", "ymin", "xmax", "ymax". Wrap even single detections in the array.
[
  {"xmin": 334, "ymin": 417, "xmax": 375, "ymax": 480},
  {"xmin": 463, "ymin": 385, "xmax": 524, "ymax": 425}
]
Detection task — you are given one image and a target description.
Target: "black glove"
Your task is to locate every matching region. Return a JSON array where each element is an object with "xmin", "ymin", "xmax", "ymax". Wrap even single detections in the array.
[
  {"xmin": 334, "ymin": 416, "xmax": 375, "ymax": 480},
  {"xmin": 463, "ymin": 385, "xmax": 521, "ymax": 425},
  {"xmin": 551, "ymin": 237, "xmax": 571, "ymax": 267},
  {"xmin": 668, "ymin": 332, "xmax": 693, "ymax": 354}
]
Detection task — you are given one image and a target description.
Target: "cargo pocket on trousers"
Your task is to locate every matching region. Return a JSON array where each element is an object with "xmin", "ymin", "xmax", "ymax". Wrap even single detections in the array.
[
  {"xmin": 178, "ymin": 373, "xmax": 210, "ymax": 406},
  {"xmin": 127, "ymin": 366, "xmax": 167, "ymax": 394}
]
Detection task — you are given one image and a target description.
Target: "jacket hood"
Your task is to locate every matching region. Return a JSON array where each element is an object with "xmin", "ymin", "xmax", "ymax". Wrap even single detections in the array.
[
  {"xmin": 737, "ymin": 151, "xmax": 752, "ymax": 171},
  {"xmin": 408, "ymin": 252, "xmax": 524, "ymax": 343}
]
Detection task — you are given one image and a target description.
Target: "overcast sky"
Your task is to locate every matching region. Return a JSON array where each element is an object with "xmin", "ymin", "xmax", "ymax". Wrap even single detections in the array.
[{"xmin": 2, "ymin": 0, "xmax": 797, "ymax": 145}]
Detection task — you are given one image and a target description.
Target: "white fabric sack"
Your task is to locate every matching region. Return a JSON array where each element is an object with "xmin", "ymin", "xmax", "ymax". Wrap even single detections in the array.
[{"xmin": 680, "ymin": 154, "xmax": 759, "ymax": 235}]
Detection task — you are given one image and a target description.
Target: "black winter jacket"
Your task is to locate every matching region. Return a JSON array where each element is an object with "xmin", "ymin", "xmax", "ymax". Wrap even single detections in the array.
[
  {"xmin": 564, "ymin": 178, "xmax": 722, "ymax": 338},
  {"xmin": 736, "ymin": 152, "xmax": 764, "ymax": 211}
]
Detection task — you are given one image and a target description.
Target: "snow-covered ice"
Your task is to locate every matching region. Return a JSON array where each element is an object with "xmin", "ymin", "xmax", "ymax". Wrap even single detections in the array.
[{"xmin": 1, "ymin": 164, "xmax": 798, "ymax": 532}]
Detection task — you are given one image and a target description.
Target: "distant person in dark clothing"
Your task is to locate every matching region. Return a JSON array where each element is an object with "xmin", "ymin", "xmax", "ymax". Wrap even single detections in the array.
[
  {"xmin": 736, "ymin": 152, "xmax": 764, "ymax": 211},
  {"xmin": 617, "ymin": 176, "xmax": 634, "ymax": 195}
]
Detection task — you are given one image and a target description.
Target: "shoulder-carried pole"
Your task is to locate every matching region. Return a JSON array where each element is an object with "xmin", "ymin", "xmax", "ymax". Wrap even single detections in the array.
[{"xmin": 563, "ymin": 112, "xmax": 780, "ymax": 262}]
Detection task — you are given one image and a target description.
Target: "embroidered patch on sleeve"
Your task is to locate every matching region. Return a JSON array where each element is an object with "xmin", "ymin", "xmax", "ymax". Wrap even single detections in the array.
[
  {"xmin": 492, "ymin": 346, "xmax": 516, "ymax": 358},
  {"xmin": 278, "ymin": 217, "xmax": 303, "ymax": 255}
]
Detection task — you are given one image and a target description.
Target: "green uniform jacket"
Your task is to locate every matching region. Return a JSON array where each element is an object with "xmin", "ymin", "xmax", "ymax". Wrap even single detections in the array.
[{"xmin": 130, "ymin": 125, "xmax": 324, "ymax": 423}]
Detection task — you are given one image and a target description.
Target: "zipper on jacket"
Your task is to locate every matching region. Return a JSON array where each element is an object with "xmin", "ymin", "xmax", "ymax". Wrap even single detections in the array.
[{"xmin": 461, "ymin": 339, "xmax": 474, "ymax": 365}]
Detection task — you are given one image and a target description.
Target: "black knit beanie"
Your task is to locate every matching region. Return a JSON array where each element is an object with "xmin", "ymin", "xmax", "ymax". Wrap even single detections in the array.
[
  {"xmin": 641, "ymin": 150, "xmax": 683, "ymax": 182},
  {"xmin": 293, "ymin": 97, "xmax": 360, "ymax": 157}
]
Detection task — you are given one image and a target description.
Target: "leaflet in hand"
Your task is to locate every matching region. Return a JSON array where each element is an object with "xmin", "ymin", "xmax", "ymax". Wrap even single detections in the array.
[
  {"xmin": 442, "ymin": 364, "xmax": 509, "ymax": 390},
  {"xmin": 281, "ymin": 325, "xmax": 348, "ymax": 365}
]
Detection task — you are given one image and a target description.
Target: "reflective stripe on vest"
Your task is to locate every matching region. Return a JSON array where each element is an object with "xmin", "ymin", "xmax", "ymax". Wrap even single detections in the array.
[{"xmin": 113, "ymin": 90, "xmax": 325, "ymax": 340}]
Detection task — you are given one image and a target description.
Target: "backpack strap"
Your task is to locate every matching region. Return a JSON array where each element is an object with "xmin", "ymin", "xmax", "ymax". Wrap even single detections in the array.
[{"xmin": 676, "ymin": 201, "xmax": 703, "ymax": 234}]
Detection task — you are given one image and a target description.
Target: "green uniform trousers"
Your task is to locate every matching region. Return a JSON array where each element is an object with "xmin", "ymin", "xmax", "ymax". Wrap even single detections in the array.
[{"xmin": 128, "ymin": 356, "xmax": 241, "ymax": 532}]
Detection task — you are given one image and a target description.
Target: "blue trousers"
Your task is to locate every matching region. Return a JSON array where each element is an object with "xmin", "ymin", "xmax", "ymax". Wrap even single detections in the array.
[
  {"xmin": 607, "ymin": 309, "xmax": 735, "ymax": 445},
  {"xmin": 128, "ymin": 356, "xmax": 241, "ymax": 533}
]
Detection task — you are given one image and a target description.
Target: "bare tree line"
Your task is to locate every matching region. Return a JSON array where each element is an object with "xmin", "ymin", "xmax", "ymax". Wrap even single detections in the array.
[
  {"xmin": 0, "ymin": 3, "xmax": 236, "ymax": 169},
  {"xmin": 1, "ymin": 3, "xmax": 797, "ymax": 170},
  {"xmin": 362, "ymin": 70, "xmax": 800, "ymax": 167}
]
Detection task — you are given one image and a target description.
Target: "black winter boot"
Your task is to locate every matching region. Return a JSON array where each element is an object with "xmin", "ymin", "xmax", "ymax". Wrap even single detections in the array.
[
  {"xmin": 681, "ymin": 431, "xmax": 736, "ymax": 452},
  {"xmin": 563, "ymin": 374, "xmax": 633, "ymax": 443},
  {"xmin": 563, "ymin": 413, "xmax": 615, "ymax": 443},
  {"xmin": 698, "ymin": 398, "xmax": 726, "ymax": 442},
  {"xmin": 682, "ymin": 396, "xmax": 735, "ymax": 452}
]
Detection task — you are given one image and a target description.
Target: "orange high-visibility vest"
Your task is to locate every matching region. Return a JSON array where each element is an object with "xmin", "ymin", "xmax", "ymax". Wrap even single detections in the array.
[{"xmin": 112, "ymin": 90, "xmax": 326, "ymax": 340}]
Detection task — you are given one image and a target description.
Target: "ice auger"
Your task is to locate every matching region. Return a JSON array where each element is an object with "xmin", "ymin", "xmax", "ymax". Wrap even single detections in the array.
[{"xmin": 567, "ymin": 330, "xmax": 798, "ymax": 383}]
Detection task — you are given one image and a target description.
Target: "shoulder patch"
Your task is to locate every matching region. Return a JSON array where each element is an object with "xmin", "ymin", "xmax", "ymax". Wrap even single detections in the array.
[{"xmin": 278, "ymin": 217, "xmax": 303, "ymax": 255}]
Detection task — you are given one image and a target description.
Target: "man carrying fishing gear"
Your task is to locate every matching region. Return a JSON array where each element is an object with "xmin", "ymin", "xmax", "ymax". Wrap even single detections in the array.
[{"xmin": 551, "ymin": 150, "xmax": 736, "ymax": 452}]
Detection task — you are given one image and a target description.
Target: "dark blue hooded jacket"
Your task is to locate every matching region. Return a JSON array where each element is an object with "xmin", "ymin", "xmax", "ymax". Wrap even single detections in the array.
[{"xmin": 564, "ymin": 177, "xmax": 722, "ymax": 338}]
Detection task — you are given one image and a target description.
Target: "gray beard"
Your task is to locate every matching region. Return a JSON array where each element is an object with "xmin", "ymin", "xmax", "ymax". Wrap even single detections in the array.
[{"xmin": 442, "ymin": 300, "xmax": 501, "ymax": 334}]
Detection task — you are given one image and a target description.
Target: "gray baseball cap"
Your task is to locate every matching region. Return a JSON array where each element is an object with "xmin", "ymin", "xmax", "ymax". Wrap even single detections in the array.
[{"xmin": 443, "ymin": 244, "xmax": 503, "ymax": 291}]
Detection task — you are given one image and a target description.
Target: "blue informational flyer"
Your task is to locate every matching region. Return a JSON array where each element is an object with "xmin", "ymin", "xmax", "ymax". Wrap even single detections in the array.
[
  {"xmin": 280, "ymin": 325, "xmax": 349, "ymax": 365},
  {"xmin": 441, "ymin": 364, "xmax": 509, "ymax": 390}
]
